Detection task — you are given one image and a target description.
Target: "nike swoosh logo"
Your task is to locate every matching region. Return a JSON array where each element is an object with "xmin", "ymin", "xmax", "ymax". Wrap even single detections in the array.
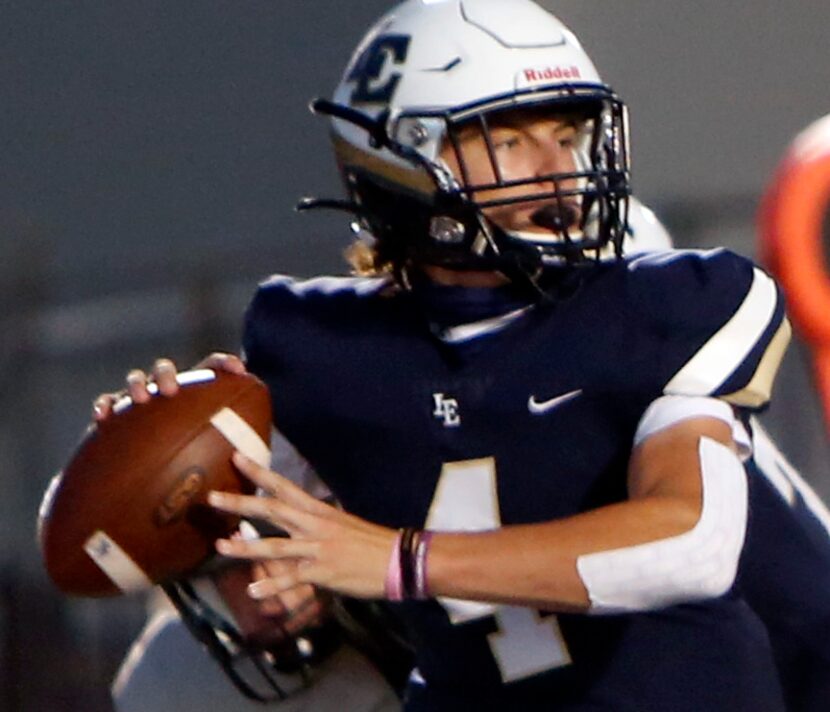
[{"xmin": 528, "ymin": 389, "xmax": 583, "ymax": 415}]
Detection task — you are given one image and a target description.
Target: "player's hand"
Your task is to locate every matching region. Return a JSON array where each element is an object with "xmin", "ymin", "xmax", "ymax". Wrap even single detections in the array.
[
  {"xmin": 252, "ymin": 560, "xmax": 328, "ymax": 638},
  {"xmin": 213, "ymin": 561, "xmax": 327, "ymax": 648},
  {"xmin": 209, "ymin": 453, "xmax": 398, "ymax": 600},
  {"xmin": 91, "ymin": 353, "xmax": 247, "ymax": 421}
]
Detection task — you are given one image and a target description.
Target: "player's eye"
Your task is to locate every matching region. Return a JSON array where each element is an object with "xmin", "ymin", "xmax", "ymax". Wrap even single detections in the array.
[
  {"xmin": 492, "ymin": 133, "xmax": 522, "ymax": 151},
  {"xmin": 555, "ymin": 127, "xmax": 579, "ymax": 150}
]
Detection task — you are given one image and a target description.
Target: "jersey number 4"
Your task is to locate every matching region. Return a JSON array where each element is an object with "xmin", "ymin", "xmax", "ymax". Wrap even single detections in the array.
[{"xmin": 425, "ymin": 458, "xmax": 573, "ymax": 682}]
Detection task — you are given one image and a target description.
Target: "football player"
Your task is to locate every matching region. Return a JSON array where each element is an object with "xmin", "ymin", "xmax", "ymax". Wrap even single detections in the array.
[
  {"xmin": 628, "ymin": 206, "xmax": 830, "ymax": 711},
  {"xmin": 95, "ymin": 1, "xmax": 821, "ymax": 709},
  {"xmin": 202, "ymin": 1, "xmax": 793, "ymax": 709},
  {"xmin": 105, "ymin": 200, "xmax": 830, "ymax": 712},
  {"xmin": 105, "ymin": 198, "xmax": 667, "ymax": 712},
  {"xmin": 620, "ymin": 203, "xmax": 830, "ymax": 711},
  {"xmin": 741, "ymin": 420, "xmax": 830, "ymax": 711}
]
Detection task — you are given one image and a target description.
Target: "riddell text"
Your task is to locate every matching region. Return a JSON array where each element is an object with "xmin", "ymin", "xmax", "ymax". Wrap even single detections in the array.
[{"xmin": 524, "ymin": 66, "xmax": 582, "ymax": 81}]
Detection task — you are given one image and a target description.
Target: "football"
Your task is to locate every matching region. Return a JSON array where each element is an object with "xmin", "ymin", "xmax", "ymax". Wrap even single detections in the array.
[{"xmin": 38, "ymin": 369, "xmax": 272, "ymax": 597}]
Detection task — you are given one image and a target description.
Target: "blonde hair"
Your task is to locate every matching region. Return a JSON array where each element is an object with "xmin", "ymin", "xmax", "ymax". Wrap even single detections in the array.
[{"xmin": 343, "ymin": 237, "xmax": 396, "ymax": 277}]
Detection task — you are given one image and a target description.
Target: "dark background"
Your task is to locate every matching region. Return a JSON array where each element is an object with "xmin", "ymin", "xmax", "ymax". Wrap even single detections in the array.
[{"xmin": 2, "ymin": 1, "xmax": 829, "ymax": 709}]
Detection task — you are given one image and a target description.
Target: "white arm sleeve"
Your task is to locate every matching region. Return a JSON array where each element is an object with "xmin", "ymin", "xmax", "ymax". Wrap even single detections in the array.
[
  {"xmin": 576, "ymin": 396, "xmax": 750, "ymax": 614},
  {"xmin": 634, "ymin": 395, "xmax": 751, "ymax": 460}
]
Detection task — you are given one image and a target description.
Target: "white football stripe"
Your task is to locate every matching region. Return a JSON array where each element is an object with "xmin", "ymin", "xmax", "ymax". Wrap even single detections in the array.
[
  {"xmin": 112, "ymin": 368, "xmax": 218, "ymax": 414},
  {"xmin": 665, "ymin": 268, "xmax": 778, "ymax": 395},
  {"xmin": 84, "ymin": 530, "xmax": 153, "ymax": 593},
  {"xmin": 210, "ymin": 407, "xmax": 271, "ymax": 468}
]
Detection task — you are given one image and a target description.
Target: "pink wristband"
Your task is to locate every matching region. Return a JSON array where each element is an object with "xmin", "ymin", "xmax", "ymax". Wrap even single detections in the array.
[
  {"xmin": 384, "ymin": 530, "xmax": 404, "ymax": 601},
  {"xmin": 414, "ymin": 530, "xmax": 433, "ymax": 600}
]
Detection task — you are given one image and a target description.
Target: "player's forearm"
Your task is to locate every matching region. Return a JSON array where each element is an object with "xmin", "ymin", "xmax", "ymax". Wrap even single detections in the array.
[
  {"xmin": 425, "ymin": 496, "xmax": 700, "ymax": 611},
  {"xmin": 212, "ymin": 426, "xmax": 746, "ymax": 612}
]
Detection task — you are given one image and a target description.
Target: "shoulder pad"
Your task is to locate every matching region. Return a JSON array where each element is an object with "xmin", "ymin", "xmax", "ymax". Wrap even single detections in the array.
[
  {"xmin": 241, "ymin": 274, "xmax": 392, "ymax": 372},
  {"xmin": 627, "ymin": 249, "xmax": 790, "ymax": 408}
]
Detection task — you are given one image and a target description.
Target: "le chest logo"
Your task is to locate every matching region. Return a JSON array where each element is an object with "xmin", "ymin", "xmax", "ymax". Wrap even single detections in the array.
[{"xmin": 432, "ymin": 393, "xmax": 461, "ymax": 427}]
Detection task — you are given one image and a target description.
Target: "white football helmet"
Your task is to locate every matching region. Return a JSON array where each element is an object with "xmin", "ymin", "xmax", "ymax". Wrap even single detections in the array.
[
  {"xmin": 622, "ymin": 197, "xmax": 673, "ymax": 255},
  {"xmin": 306, "ymin": 0, "xmax": 631, "ymax": 279}
]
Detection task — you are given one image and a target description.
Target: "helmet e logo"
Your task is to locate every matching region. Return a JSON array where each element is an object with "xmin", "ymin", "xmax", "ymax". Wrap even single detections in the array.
[{"xmin": 348, "ymin": 34, "xmax": 411, "ymax": 104}]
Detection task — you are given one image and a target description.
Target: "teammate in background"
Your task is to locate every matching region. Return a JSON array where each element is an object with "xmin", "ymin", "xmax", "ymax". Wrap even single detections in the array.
[
  {"xmin": 111, "ymin": 564, "xmax": 402, "ymax": 712},
  {"xmin": 98, "ymin": 1, "xmax": 801, "ymax": 709},
  {"xmin": 110, "ymin": 400, "xmax": 406, "ymax": 712},
  {"xmin": 629, "ymin": 200, "xmax": 830, "ymax": 709},
  {"xmin": 625, "ymin": 203, "xmax": 830, "ymax": 711},
  {"xmin": 742, "ymin": 420, "xmax": 830, "ymax": 711}
]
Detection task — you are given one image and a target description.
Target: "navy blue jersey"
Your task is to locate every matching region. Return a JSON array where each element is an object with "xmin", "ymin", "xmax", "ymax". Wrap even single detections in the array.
[
  {"xmin": 243, "ymin": 249, "xmax": 788, "ymax": 711},
  {"xmin": 742, "ymin": 425, "xmax": 830, "ymax": 712}
]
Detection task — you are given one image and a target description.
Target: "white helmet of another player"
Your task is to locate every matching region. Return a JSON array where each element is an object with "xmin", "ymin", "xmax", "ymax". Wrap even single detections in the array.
[
  {"xmin": 623, "ymin": 198, "xmax": 673, "ymax": 254},
  {"xmin": 305, "ymin": 0, "xmax": 631, "ymax": 280}
]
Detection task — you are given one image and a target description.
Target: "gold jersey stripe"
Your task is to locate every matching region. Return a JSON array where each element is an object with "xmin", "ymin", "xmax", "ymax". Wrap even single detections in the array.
[{"xmin": 722, "ymin": 317, "xmax": 791, "ymax": 408}]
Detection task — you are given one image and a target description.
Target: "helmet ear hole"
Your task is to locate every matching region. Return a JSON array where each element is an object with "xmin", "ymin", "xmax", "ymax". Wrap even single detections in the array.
[{"xmin": 429, "ymin": 216, "xmax": 468, "ymax": 245}]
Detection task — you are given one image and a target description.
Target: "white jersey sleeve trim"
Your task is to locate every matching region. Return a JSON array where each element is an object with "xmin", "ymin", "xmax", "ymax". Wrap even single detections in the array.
[
  {"xmin": 634, "ymin": 395, "xmax": 752, "ymax": 461},
  {"xmin": 626, "ymin": 247, "xmax": 724, "ymax": 271},
  {"xmin": 259, "ymin": 273, "xmax": 390, "ymax": 297},
  {"xmin": 664, "ymin": 267, "xmax": 779, "ymax": 396},
  {"xmin": 577, "ymin": 437, "xmax": 748, "ymax": 614}
]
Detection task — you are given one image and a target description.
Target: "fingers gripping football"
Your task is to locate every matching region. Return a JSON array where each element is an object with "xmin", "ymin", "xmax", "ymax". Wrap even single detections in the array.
[
  {"xmin": 92, "ymin": 353, "xmax": 247, "ymax": 421},
  {"xmin": 210, "ymin": 453, "xmax": 397, "ymax": 599}
]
